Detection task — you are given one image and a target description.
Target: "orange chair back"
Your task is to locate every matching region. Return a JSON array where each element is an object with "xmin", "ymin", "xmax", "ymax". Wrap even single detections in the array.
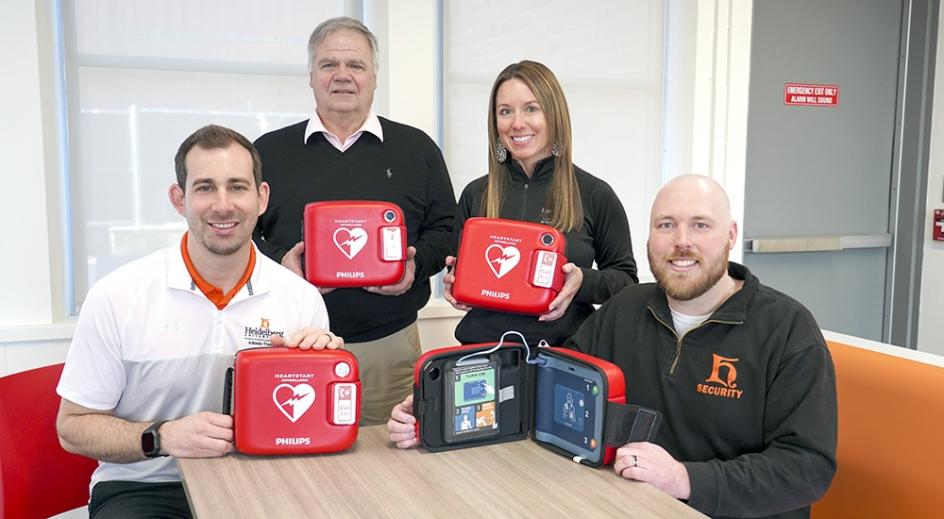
[
  {"xmin": 0, "ymin": 364, "xmax": 98, "ymax": 519},
  {"xmin": 813, "ymin": 341, "xmax": 944, "ymax": 518}
]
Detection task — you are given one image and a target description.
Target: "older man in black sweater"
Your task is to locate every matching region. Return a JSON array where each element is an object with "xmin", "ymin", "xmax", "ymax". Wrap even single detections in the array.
[{"xmin": 253, "ymin": 17, "xmax": 455, "ymax": 425}]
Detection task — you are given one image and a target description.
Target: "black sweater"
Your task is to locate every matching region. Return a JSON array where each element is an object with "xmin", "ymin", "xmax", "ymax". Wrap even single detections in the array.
[
  {"xmin": 253, "ymin": 117, "xmax": 456, "ymax": 342},
  {"xmin": 565, "ymin": 263, "xmax": 837, "ymax": 519},
  {"xmin": 453, "ymin": 156, "xmax": 637, "ymax": 345}
]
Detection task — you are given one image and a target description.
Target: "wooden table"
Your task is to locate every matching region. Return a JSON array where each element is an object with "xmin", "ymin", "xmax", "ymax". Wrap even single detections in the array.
[{"xmin": 179, "ymin": 425, "xmax": 705, "ymax": 518}]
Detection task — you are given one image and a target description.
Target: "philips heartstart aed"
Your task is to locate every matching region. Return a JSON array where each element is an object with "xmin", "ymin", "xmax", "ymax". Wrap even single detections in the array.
[
  {"xmin": 452, "ymin": 218, "xmax": 567, "ymax": 315},
  {"xmin": 224, "ymin": 347, "xmax": 360, "ymax": 455},
  {"xmin": 412, "ymin": 342, "xmax": 661, "ymax": 467},
  {"xmin": 303, "ymin": 201, "xmax": 407, "ymax": 288}
]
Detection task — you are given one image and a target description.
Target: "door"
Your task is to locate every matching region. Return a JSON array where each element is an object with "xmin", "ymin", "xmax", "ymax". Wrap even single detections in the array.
[{"xmin": 743, "ymin": 0, "xmax": 902, "ymax": 341}]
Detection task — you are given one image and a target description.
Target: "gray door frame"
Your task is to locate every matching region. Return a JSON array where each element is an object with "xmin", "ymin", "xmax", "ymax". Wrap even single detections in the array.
[{"xmin": 885, "ymin": 0, "xmax": 938, "ymax": 348}]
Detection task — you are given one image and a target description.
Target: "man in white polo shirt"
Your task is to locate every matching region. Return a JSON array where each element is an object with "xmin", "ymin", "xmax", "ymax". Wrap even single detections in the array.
[{"xmin": 56, "ymin": 125, "xmax": 341, "ymax": 518}]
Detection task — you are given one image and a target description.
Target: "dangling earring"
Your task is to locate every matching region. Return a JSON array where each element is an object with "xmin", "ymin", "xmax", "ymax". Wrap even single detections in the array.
[
  {"xmin": 495, "ymin": 139, "xmax": 508, "ymax": 163},
  {"xmin": 551, "ymin": 143, "xmax": 563, "ymax": 157}
]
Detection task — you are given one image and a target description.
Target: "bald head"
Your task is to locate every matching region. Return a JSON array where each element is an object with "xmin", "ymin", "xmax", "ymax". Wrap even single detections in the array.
[
  {"xmin": 650, "ymin": 174, "xmax": 732, "ymax": 226},
  {"xmin": 647, "ymin": 174, "xmax": 738, "ymax": 306}
]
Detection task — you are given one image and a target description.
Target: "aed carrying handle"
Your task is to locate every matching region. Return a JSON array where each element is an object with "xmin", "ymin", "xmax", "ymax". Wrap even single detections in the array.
[{"xmin": 603, "ymin": 403, "xmax": 662, "ymax": 447}]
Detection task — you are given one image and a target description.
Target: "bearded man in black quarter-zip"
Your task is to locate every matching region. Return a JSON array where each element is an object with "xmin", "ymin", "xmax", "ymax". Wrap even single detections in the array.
[{"xmin": 564, "ymin": 174, "xmax": 837, "ymax": 519}]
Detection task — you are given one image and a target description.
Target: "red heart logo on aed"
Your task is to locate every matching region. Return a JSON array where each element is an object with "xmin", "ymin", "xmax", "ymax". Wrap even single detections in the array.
[
  {"xmin": 272, "ymin": 383, "xmax": 315, "ymax": 423},
  {"xmin": 332, "ymin": 227, "xmax": 368, "ymax": 259},
  {"xmin": 485, "ymin": 244, "xmax": 520, "ymax": 278}
]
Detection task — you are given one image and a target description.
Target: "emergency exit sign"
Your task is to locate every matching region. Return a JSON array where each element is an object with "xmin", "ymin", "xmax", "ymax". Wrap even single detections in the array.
[{"xmin": 784, "ymin": 83, "xmax": 839, "ymax": 106}]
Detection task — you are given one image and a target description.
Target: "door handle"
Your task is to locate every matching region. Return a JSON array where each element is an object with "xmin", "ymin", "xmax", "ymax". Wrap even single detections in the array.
[{"xmin": 744, "ymin": 233, "xmax": 892, "ymax": 253}]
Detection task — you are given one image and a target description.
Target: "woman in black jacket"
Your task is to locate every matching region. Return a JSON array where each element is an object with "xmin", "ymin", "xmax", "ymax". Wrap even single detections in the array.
[{"xmin": 444, "ymin": 60, "xmax": 638, "ymax": 346}]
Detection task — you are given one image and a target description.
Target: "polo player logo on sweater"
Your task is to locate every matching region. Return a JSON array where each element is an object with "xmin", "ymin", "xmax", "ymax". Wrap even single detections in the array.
[
  {"xmin": 273, "ymin": 383, "xmax": 315, "ymax": 423},
  {"xmin": 333, "ymin": 227, "xmax": 368, "ymax": 259},
  {"xmin": 485, "ymin": 244, "xmax": 520, "ymax": 278},
  {"xmin": 696, "ymin": 354, "xmax": 743, "ymax": 399}
]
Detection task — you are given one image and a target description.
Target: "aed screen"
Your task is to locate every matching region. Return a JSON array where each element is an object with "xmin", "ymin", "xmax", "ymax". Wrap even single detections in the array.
[
  {"xmin": 535, "ymin": 364, "xmax": 601, "ymax": 452},
  {"xmin": 450, "ymin": 364, "xmax": 498, "ymax": 437}
]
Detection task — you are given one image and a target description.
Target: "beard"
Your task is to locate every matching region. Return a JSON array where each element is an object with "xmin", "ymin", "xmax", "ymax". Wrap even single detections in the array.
[
  {"xmin": 188, "ymin": 217, "xmax": 255, "ymax": 257},
  {"xmin": 648, "ymin": 247, "xmax": 729, "ymax": 301},
  {"xmin": 202, "ymin": 236, "xmax": 246, "ymax": 256}
]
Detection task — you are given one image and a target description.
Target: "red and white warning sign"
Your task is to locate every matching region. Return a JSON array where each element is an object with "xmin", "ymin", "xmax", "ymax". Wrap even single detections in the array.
[{"xmin": 784, "ymin": 83, "xmax": 839, "ymax": 107}]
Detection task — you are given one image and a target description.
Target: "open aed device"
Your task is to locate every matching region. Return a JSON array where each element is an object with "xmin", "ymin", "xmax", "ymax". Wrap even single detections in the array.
[
  {"xmin": 412, "ymin": 338, "xmax": 661, "ymax": 466},
  {"xmin": 223, "ymin": 347, "xmax": 361, "ymax": 455},
  {"xmin": 303, "ymin": 200, "xmax": 407, "ymax": 288},
  {"xmin": 451, "ymin": 218, "xmax": 568, "ymax": 315}
]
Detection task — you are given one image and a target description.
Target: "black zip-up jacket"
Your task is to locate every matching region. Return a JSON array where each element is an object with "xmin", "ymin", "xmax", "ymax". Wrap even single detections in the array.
[
  {"xmin": 564, "ymin": 262, "xmax": 837, "ymax": 519},
  {"xmin": 252, "ymin": 118, "xmax": 456, "ymax": 343},
  {"xmin": 454, "ymin": 156, "xmax": 637, "ymax": 345}
]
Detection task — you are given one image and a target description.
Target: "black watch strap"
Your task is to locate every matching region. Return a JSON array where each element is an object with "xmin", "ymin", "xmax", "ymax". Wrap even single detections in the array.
[{"xmin": 142, "ymin": 420, "xmax": 168, "ymax": 458}]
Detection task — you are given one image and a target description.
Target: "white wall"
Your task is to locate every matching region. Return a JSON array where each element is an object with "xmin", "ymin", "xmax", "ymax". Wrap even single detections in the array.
[
  {"xmin": 0, "ymin": 0, "xmax": 73, "ymax": 376},
  {"xmin": 1, "ymin": 1, "xmax": 54, "ymax": 328},
  {"xmin": 916, "ymin": 5, "xmax": 944, "ymax": 356},
  {"xmin": 379, "ymin": 0, "xmax": 439, "ymax": 140},
  {"xmin": 689, "ymin": 0, "xmax": 752, "ymax": 262}
]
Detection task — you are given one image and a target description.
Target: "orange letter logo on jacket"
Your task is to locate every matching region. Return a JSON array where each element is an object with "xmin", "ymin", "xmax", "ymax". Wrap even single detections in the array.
[{"xmin": 705, "ymin": 354, "xmax": 739, "ymax": 388}]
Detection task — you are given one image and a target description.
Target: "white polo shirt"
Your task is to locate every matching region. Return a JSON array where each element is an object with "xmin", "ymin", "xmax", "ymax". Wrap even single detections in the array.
[{"xmin": 57, "ymin": 242, "xmax": 329, "ymax": 489}]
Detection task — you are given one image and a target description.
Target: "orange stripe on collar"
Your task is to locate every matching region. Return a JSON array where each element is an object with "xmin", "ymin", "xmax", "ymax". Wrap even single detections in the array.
[{"xmin": 180, "ymin": 232, "xmax": 256, "ymax": 310}]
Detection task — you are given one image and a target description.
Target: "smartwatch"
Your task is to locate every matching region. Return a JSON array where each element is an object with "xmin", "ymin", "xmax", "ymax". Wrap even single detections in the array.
[{"xmin": 141, "ymin": 420, "xmax": 168, "ymax": 458}]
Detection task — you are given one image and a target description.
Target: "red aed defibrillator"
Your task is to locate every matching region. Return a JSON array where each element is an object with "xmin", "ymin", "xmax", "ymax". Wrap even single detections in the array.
[
  {"xmin": 303, "ymin": 201, "xmax": 407, "ymax": 288},
  {"xmin": 412, "ymin": 338, "xmax": 661, "ymax": 467},
  {"xmin": 223, "ymin": 347, "xmax": 360, "ymax": 455},
  {"xmin": 452, "ymin": 218, "xmax": 568, "ymax": 315}
]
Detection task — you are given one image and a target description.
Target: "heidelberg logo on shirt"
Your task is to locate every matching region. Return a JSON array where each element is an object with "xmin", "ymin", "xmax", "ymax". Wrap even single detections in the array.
[
  {"xmin": 244, "ymin": 317, "xmax": 284, "ymax": 346},
  {"xmin": 696, "ymin": 353, "xmax": 743, "ymax": 399}
]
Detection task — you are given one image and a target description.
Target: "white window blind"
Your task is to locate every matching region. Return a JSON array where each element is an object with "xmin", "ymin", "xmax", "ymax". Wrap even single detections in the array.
[
  {"xmin": 443, "ymin": 0, "xmax": 666, "ymax": 278},
  {"xmin": 62, "ymin": 0, "xmax": 344, "ymax": 311}
]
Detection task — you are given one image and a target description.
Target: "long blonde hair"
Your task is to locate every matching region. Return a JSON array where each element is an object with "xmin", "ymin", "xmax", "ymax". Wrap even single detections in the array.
[{"xmin": 482, "ymin": 60, "xmax": 583, "ymax": 232}]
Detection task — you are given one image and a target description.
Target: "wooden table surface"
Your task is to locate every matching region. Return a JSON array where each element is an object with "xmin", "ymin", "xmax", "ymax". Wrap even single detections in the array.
[{"xmin": 179, "ymin": 425, "xmax": 705, "ymax": 518}]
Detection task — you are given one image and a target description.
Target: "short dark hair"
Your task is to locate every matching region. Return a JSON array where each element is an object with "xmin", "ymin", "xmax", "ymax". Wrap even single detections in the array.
[{"xmin": 174, "ymin": 125, "xmax": 262, "ymax": 189}]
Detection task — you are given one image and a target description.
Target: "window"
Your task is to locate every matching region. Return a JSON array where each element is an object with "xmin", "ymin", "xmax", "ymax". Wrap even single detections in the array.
[
  {"xmin": 59, "ymin": 1, "xmax": 671, "ymax": 313},
  {"xmin": 442, "ymin": 0, "xmax": 666, "ymax": 278},
  {"xmin": 61, "ymin": 0, "xmax": 345, "ymax": 311}
]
